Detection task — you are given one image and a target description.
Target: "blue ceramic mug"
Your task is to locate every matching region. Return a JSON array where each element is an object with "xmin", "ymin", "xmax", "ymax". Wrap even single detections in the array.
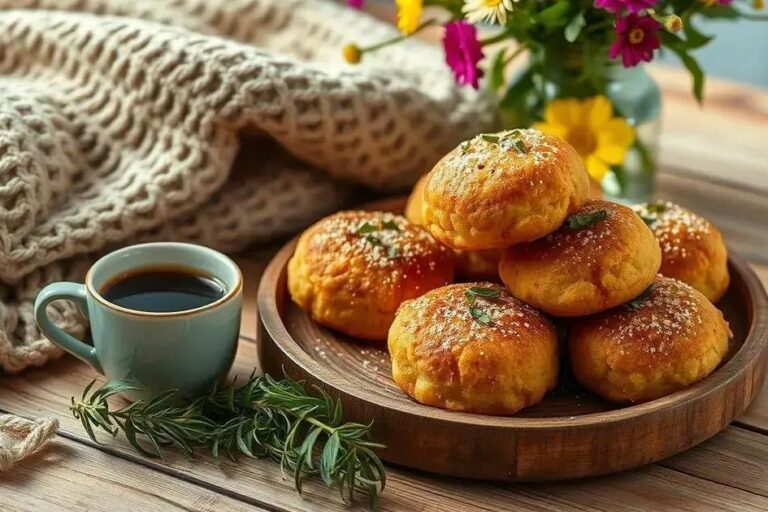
[{"xmin": 34, "ymin": 242, "xmax": 242, "ymax": 400}]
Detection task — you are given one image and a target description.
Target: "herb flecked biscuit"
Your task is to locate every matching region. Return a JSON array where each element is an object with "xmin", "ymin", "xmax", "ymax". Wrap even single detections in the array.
[
  {"xmin": 569, "ymin": 276, "xmax": 730, "ymax": 403},
  {"xmin": 288, "ymin": 211, "xmax": 454, "ymax": 341},
  {"xmin": 388, "ymin": 283, "xmax": 558, "ymax": 415},
  {"xmin": 406, "ymin": 173, "xmax": 501, "ymax": 280},
  {"xmin": 422, "ymin": 129, "xmax": 590, "ymax": 250},
  {"xmin": 499, "ymin": 200, "xmax": 661, "ymax": 317},
  {"xmin": 633, "ymin": 201, "xmax": 729, "ymax": 302}
]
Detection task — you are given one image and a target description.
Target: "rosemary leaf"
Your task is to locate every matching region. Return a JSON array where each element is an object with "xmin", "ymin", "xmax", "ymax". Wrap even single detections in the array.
[
  {"xmin": 565, "ymin": 210, "xmax": 607, "ymax": 231},
  {"xmin": 69, "ymin": 373, "xmax": 386, "ymax": 509}
]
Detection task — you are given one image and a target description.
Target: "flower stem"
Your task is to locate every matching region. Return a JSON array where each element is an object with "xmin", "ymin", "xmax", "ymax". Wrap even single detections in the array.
[
  {"xmin": 358, "ymin": 19, "xmax": 438, "ymax": 53},
  {"xmin": 503, "ymin": 45, "xmax": 527, "ymax": 66},
  {"xmin": 480, "ymin": 29, "xmax": 512, "ymax": 46}
]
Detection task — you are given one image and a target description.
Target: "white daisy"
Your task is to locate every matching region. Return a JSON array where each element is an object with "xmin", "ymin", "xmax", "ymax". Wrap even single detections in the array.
[{"xmin": 462, "ymin": 0, "xmax": 518, "ymax": 26}]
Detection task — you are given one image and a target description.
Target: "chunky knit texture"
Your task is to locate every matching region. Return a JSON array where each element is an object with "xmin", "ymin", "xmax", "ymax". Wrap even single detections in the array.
[{"xmin": 0, "ymin": 0, "xmax": 496, "ymax": 374}]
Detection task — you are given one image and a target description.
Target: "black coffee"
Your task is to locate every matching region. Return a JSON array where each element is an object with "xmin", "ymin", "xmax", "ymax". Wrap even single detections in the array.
[{"xmin": 101, "ymin": 267, "xmax": 226, "ymax": 313}]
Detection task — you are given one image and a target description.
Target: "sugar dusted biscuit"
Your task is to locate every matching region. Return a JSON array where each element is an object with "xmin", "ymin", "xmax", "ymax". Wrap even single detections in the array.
[
  {"xmin": 288, "ymin": 211, "xmax": 454, "ymax": 341},
  {"xmin": 633, "ymin": 201, "xmax": 729, "ymax": 302},
  {"xmin": 422, "ymin": 129, "xmax": 590, "ymax": 250},
  {"xmin": 388, "ymin": 283, "xmax": 558, "ymax": 415},
  {"xmin": 569, "ymin": 276, "xmax": 730, "ymax": 403},
  {"xmin": 499, "ymin": 200, "xmax": 661, "ymax": 317},
  {"xmin": 406, "ymin": 173, "xmax": 501, "ymax": 280}
]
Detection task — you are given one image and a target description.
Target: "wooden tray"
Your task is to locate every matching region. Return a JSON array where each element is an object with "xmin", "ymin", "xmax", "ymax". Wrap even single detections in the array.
[{"xmin": 257, "ymin": 198, "xmax": 768, "ymax": 481}]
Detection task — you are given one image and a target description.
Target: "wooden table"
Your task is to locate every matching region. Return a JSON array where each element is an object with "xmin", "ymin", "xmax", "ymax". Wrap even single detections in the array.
[{"xmin": 1, "ymin": 69, "xmax": 768, "ymax": 511}]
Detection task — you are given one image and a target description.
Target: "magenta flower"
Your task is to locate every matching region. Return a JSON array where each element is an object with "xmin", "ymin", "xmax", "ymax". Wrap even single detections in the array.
[
  {"xmin": 594, "ymin": 0, "xmax": 658, "ymax": 13},
  {"xmin": 609, "ymin": 14, "xmax": 662, "ymax": 68},
  {"xmin": 443, "ymin": 20, "xmax": 484, "ymax": 89},
  {"xmin": 347, "ymin": 0, "xmax": 364, "ymax": 9}
]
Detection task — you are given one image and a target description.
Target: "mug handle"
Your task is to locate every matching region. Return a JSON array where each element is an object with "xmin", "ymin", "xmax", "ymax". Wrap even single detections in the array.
[{"xmin": 34, "ymin": 282, "xmax": 103, "ymax": 374}]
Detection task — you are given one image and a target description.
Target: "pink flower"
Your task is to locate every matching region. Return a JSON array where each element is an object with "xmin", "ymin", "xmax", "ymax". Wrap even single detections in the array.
[
  {"xmin": 594, "ymin": 0, "xmax": 658, "ymax": 13},
  {"xmin": 609, "ymin": 14, "xmax": 662, "ymax": 67},
  {"xmin": 347, "ymin": 0, "xmax": 364, "ymax": 9},
  {"xmin": 443, "ymin": 20, "xmax": 484, "ymax": 89}
]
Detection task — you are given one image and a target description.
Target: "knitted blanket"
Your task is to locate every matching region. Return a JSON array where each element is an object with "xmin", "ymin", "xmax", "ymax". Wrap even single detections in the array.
[{"xmin": 0, "ymin": 0, "xmax": 496, "ymax": 374}]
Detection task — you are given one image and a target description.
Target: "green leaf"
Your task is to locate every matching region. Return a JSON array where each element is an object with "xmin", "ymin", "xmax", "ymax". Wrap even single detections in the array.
[
  {"xmin": 320, "ymin": 433, "xmax": 341, "ymax": 485},
  {"xmin": 469, "ymin": 307, "xmax": 493, "ymax": 326},
  {"xmin": 564, "ymin": 12, "xmax": 586, "ymax": 43},
  {"xmin": 381, "ymin": 219, "xmax": 400, "ymax": 231},
  {"xmin": 661, "ymin": 32, "xmax": 706, "ymax": 102},
  {"xmin": 489, "ymin": 48, "xmax": 507, "ymax": 94},
  {"xmin": 698, "ymin": 4, "xmax": 739, "ymax": 18},
  {"xmin": 466, "ymin": 287, "xmax": 501, "ymax": 299},
  {"xmin": 682, "ymin": 21, "xmax": 713, "ymax": 50},
  {"xmin": 356, "ymin": 221, "xmax": 377, "ymax": 235},
  {"xmin": 645, "ymin": 202, "xmax": 668, "ymax": 214},
  {"xmin": 481, "ymin": 134, "xmax": 500, "ymax": 143},
  {"xmin": 626, "ymin": 284, "xmax": 655, "ymax": 310},
  {"xmin": 537, "ymin": 0, "xmax": 570, "ymax": 26},
  {"xmin": 564, "ymin": 210, "xmax": 607, "ymax": 231}
]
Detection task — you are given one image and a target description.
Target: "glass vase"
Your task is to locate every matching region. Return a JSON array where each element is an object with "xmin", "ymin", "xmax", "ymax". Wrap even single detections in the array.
[
  {"xmin": 602, "ymin": 66, "xmax": 662, "ymax": 203},
  {"xmin": 501, "ymin": 53, "xmax": 662, "ymax": 203}
]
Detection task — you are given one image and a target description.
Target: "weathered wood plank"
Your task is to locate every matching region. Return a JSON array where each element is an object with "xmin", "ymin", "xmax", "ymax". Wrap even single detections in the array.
[
  {"xmin": 660, "ymin": 427, "xmax": 768, "ymax": 498},
  {"xmin": 2, "ymin": 338, "xmax": 768, "ymax": 512},
  {"xmin": 0, "ymin": 436, "xmax": 262, "ymax": 512}
]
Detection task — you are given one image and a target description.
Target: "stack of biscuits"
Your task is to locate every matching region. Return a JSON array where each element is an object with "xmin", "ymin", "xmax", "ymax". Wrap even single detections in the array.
[{"xmin": 288, "ymin": 129, "xmax": 732, "ymax": 416}]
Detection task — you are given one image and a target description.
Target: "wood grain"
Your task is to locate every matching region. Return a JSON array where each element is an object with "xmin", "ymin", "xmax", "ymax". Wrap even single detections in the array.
[
  {"xmin": 258, "ymin": 198, "xmax": 768, "ymax": 481},
  {"xmin": 2, "ymin": 344, "xmax": 768, "ymax": 511},
  {"xmin": 0, "ymin": 436, "xmax": 262, "ymax": 512}
]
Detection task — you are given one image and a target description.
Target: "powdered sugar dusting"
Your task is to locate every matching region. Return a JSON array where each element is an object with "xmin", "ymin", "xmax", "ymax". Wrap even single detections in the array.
[
  {"xmin": 597, "ymin": 277, "xmax": 705, "ymax": 357},
  {"xmin": 403, "ymin": 283, "xmax": 549, "ymax": 353},
  {"xmin": 445, "ymin": 128, "xmax": 560, "ymax": 177},
  {"xmin": 310, "ymin": 211, "xmax": 450, "ymax": 270},
  {"xmin": 633, "ymin": 201, "xmax": 711, "ymax": 259}
]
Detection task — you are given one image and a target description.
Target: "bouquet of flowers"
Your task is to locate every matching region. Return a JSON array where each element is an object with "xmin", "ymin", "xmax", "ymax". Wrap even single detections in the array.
[{"xmin": 343, "ymin": 0, "xmax": 765, "ymax": 198}]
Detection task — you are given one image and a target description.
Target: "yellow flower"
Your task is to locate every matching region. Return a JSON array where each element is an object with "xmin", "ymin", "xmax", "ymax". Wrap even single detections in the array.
[
  {"xmin": 463, "ymin": 0, "xmax": 518, "ymax": 25},
  {"xmin": 534, "ymin": 96, "xmax": 635, "ymax": 180},
  {"xmin": 396, "ymin": 0, "xmax": 423, "ymax": 35}
]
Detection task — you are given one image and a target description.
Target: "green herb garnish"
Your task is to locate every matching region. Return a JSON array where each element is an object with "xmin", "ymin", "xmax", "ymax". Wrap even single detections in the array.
[
  {"xmin": 481, "ymin": 134, "xmax": 500, "ymax": 144},
  {"xmin": 464, "ymin": 287, "xmax": 500, "ymax": 326},
  {"xmin": 460, "ymin": 141, "xmax": 471, "ymax": 154},
  {"xmin": 356, "ymin": 221, "xmax": 378, "ymax": 235},
  {"xmin": 512, "ymin": 139, "xmax": 527, "ymax": 153},
  {"xmin": 638, "ymin": 212, "xmax": 657, "ymax": 226},
  {"xmin": 469, "ymin": 307, "xmax": 492, "ymax": 326},
  {"xmin": 626, "ymin": 284, "xmax": 655, "ymax": 310},
  {"xmin": 356, "ymin": 220, "xmax": 400, "ymax": 259},
  {"xmin": 381, "ymin": 219, "xmax": 400, "ymax": 231},
  {"xmin": 464, "ymin": 286, "xmax": 501, "ymax": 305},
  {"xmin": 565, "ymin": 210, "xmax": 607, "ymax": 231},
  {"xmin": 71, "ymin": 375, "xmax": 386, "ymax": 508},
  {"xmin": 645, "ymin": 202, "xmax": 668, "ymax": 214}
]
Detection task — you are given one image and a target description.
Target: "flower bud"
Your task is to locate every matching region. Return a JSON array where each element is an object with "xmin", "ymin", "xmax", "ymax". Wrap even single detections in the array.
[
  {"xmin": 342, "ymin": 44, "xmax": 363, "ymax": 64},
  {"xmin": 664, "ymin": 15, "xmax": 683, "ymax": 33}
]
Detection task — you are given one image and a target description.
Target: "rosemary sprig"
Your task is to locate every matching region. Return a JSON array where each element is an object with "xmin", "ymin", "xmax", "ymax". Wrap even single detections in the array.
[{"xmin": 70, "ymin": 374, "xmax": 386, "ymax": 508}]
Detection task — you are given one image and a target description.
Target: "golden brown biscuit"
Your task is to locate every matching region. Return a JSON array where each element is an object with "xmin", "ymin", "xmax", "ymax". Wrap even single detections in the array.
[
  {"xmin": 633, "ymin": 201, "xmax": 729, "ymax": 302},
  {"xmin": 406, "ymin": 173, "xmax": 501, "ymax": 280},
  {"xmin": 499, "ymin": 200, "xmax": 661, "ymax": 317},
  {"xmin": 388, "ymin": 283, "xmax": 558, "ymax": 415},
  {"xmin": 569, "ymin": 276, "xmax": 730, "ymax": 403},
  {"xmin": 288, "ymin": 211, "xmax": 454, "ymax": 341},
  {"xmin": 422, "ymin": 129, "xmax": 590, "ymax": 250}
]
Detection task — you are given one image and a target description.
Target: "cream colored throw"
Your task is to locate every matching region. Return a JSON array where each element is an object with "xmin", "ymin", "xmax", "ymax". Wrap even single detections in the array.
[{"xmin": 0, "ymin": 0, "xmax": 496, "ymax": 376}]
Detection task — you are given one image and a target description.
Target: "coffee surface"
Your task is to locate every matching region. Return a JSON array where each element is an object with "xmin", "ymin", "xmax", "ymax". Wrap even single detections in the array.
[{"xmin": 101, "ymin": 267, "xmax": 226, "ymax": 313}]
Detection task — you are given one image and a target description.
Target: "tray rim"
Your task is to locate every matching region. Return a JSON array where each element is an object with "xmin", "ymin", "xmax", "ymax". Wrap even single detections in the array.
[{"xmin": 257, "ymin": 200, "xmax": 768, "ymax": 431}]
